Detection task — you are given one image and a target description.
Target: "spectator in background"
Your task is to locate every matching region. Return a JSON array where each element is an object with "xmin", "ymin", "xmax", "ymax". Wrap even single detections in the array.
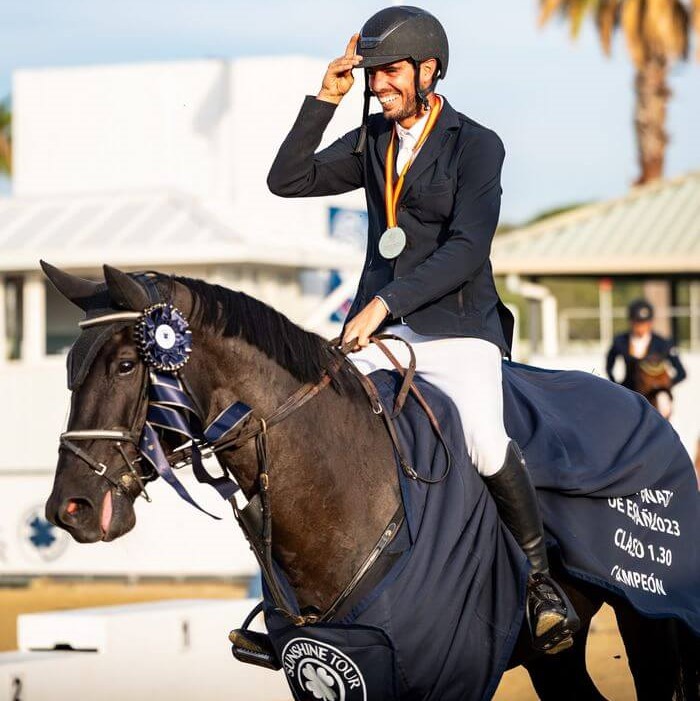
[{"xmin": 606, "ymin": 299, "xmax": 686, "ymax": 419}]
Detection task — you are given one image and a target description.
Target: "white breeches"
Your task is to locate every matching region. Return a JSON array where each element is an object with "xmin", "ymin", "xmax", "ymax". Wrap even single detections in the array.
[
  {"xmin": 655, "ymin": 390, "xmax": 673, "ymax": 419},
  {"xmin": 350, "ymin": 325, "xmax": 511, "ymax": 477}
]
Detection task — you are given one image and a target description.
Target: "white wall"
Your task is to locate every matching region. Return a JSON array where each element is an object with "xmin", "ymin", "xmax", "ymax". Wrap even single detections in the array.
[
  {"xmin": 0, "ymin": 468, "xmax": 258, "ymax": 577},
  {"xmin": 0, "ymin": 357, "xmax": 68, "ymax": 470},
  {"xmin": 12, "ymin": 57, "xmax": 367, "ymax": 244},
  {"xmin": 1, "ymin": 600, "xmax": 290, "ymax": 701}
]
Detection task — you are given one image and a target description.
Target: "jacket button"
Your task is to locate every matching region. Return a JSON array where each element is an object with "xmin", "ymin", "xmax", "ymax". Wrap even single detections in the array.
[{"xmin": 398, "ymin": 204, "xmax": 406, "ymax": 211}]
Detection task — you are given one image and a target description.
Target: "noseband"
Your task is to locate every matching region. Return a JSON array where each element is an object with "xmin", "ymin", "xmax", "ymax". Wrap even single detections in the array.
[{"xmin": 61, "ymin": 349, "xmax": 155, "ymax": 500}]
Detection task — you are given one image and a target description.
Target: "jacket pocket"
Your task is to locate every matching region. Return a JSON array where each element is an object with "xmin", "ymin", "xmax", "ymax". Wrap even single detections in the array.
[
  {"xmin": 415, "ymin": 184, "xmax": 454, "ymax": 221},
  {"xmin": 419, "ymin": 178, "xmax": 453, "ymax": 195}
]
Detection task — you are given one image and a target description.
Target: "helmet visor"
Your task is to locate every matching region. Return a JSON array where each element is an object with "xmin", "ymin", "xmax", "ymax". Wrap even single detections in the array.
[{"xmin": 356, "ymin": 54, "xmax": 412, "ymax": 70}]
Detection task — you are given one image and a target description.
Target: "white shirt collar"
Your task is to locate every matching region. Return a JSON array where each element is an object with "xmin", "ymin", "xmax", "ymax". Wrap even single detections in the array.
[
  {"xmin": 394, "ymin": 95, "xmax": 443, "ymax": 144},
  {"xmin": 395, "ymin": 111, "xmax": 428, "ymax": 144}
]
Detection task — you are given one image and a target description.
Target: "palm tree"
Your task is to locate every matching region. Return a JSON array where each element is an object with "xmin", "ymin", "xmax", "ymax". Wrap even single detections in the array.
[
  {"xmin": 539, "ymin": 0, "xmax": 699, "ymax": 184},
  {"xmin": 0, "ymin": 97, "xmax": 11, "ymax": 177}
]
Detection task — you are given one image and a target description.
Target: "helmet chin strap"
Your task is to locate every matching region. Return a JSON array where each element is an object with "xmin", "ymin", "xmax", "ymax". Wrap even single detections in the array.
[
  {"xmin": 414, "ymin": 59, "xmax": 439, "ymax": 113},
  {"xmin": 353, "ymin": 73, "xmax": 372, "ymax": 154}
]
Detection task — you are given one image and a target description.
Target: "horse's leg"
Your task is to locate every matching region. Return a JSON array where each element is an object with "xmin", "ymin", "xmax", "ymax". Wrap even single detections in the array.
[
  {"xmin": 515, "ymin": 567, "xmax": 608, "ymax": 701},
  {"xmin": 613, "ymin": 598, "xmax": 681, "ymax": 701},
  {"xmin": 524, "ymin": 619, "xmax": 608, "ymax": 701}
]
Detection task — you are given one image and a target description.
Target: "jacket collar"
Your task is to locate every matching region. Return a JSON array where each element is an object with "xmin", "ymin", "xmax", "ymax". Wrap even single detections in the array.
[{"xmin": 373, "ymin": 96, "xmax": 460, "ymax": 196}]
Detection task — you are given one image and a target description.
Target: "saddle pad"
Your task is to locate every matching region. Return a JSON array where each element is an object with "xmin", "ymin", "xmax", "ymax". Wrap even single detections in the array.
[
  {"xmin": 265, "ymin": 369, "xmax": 527, "ymax": 701},
  {"xmin": 502, "ymin": 361, "xmax": 700, "ymax": 634},
  {"xmin": 264, "ymin": 362, "xmax": 700, "ymax": 701}
]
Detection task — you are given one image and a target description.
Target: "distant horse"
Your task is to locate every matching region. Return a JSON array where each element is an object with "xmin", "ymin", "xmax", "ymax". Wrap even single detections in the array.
[
  {"xmin": 42, "ymin": 263, "xmax": 699, "ymax": 701},
  {"xmin": 634, "ymin": 354, "xmax": 674, "ymax": 416}
]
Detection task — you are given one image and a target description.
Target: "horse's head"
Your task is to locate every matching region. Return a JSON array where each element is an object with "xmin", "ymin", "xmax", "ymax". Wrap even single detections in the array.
[{"xmin": 42, "ymin": 262, "xmax": 191, "ymax": 543}]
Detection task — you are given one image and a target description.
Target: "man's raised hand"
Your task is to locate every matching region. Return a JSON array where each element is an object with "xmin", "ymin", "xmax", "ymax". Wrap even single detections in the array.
[{"xmin": 317, "ymin": 34, "xmax": 363, "ymax": 105}]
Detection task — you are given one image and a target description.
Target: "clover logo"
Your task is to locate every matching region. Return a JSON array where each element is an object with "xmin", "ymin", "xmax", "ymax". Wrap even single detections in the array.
[
  {"xmin": 281, "ymin": 637, "xmax": 367, "ymax": 701},
  {"xmin": 302, "ymin": 664, "xmax": 338, "ymax": 701}
]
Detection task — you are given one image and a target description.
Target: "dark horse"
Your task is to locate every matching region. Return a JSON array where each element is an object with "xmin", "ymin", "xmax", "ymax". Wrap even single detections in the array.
[
  {"xmin": 43, "ymin": 263, "xmax": 698, "ymax": 701},
  {"xmin": 634, "ymin": 354, "xmax": 674, "ymax": 416}
]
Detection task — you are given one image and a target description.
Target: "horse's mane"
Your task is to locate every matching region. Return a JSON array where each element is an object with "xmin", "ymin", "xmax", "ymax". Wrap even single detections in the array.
[{"xmin": 168, "ymin": 274, "xmax": 362, "ymax": 397}]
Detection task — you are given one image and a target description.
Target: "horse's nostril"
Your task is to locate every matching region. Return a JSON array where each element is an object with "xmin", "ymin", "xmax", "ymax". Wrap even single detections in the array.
[{"xmin": 60, "ymin": 498, "xmax": 94, "ymax": 526}]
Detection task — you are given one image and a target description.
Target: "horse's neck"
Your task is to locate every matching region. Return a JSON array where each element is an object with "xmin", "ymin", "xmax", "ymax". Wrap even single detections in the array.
[{"xmin": 190, "ymin": 332, "xmax": 401, "ymax": 611}]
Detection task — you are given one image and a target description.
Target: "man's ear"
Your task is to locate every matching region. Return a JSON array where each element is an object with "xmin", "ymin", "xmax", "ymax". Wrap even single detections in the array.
[{"xmin": 420, "ymin": 58, "xmax": 438, "ymax": 87}]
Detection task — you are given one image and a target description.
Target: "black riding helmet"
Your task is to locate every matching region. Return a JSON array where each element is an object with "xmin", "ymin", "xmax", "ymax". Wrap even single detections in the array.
[
  {"xmin": 628, "ymin": 299, "xmax": 654, "ymax": 322},
  {"xmin": 353, "ymin": 6, "xmax": 449, "ymax": 152}
]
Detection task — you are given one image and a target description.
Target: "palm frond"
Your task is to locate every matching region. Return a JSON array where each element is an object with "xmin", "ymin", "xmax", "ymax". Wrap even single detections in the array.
[
  {"xmin": 644, "ymin": 0, "xmax": 682, "ymax": 58},
  {"xmin": 569, "ymin": 0, "xmax": 599, "ymax": 37},
  {"xmin": 691, "ymin": 0, "xmax": 700, "ymax": 59},
  {"xmin": 539, "ymin": 0, "xmax": 569, "ymax": 26},
  {"xmin": 0, "ymin": 97, "xmax": 12, "ymax": 176},
  {"xmin": 596, "ymin": 0, "xmax": 621, "ymax": 54},
  {"xmin": 621, "ymin": 0, "xmax": 646, "ymax": 66},
  {"xmin": 671, "ymin": 1, "xmax": 691, "ymax": 59}
]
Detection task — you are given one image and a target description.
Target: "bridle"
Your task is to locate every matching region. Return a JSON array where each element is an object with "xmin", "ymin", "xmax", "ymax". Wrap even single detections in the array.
[
  {"xmin": 61, "ymin": 316, "xmax": 156, "ymax": 501},
  {"xmin": 58, "ymin": 303, "xmax": 452, "ymax": 624}
]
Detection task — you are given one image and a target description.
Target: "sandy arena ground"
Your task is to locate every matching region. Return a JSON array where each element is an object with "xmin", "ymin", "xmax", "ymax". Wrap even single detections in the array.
[{"xmin": 0, "ymin": 579, "xmax": 635, "ymax": 700}]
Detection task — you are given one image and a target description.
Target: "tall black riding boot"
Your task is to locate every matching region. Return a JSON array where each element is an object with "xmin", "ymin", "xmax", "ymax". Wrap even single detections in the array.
[{"xmin": 484, "ymin": 440, "xmax": 580, "ymax": 654}]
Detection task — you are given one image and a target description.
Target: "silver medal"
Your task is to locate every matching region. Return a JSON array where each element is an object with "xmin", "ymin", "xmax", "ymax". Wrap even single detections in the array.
[{"xmin": 378, "ymin": 226, "xmax": 407, "ymax": 259}]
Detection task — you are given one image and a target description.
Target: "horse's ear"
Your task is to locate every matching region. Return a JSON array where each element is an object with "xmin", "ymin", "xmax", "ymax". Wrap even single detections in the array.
[
  {"xmin": 40, "ymin": 260, "xmax": 101, "ymax": 311},
  {"xmin": 103, "ymin": 265, "xmax": 151, "ymax": 311}
]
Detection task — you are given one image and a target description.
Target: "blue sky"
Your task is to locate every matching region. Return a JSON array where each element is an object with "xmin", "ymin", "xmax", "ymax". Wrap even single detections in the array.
[{"xmin": 1, "ymin": 0, "xmax": 698, "ymax": 222}]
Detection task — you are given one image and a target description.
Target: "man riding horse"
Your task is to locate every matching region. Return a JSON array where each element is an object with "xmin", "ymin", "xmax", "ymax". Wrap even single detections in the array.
[
  {"xmin": 268, "ymin": 5, "xmax": 579, "ymax": 654},
  {"xmin": 606, "ymin": 299, "xmax": 687, "ymax": 419}
]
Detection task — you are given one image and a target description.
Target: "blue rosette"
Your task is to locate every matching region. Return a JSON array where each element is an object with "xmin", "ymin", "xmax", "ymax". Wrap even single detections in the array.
[{"xmin": 135, "ymin": 303, "xmax": 192, "ymax": 372}]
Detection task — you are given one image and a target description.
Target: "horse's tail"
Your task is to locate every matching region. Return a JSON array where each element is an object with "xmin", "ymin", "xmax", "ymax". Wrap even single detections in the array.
[{"xmin": 674, "ymin": 622, "xmax": 700, "ymax": 701}]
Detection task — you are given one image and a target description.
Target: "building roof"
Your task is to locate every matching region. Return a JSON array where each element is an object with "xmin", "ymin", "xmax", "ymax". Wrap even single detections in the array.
[
  {"xmin": 492, "ymin": 172, "xmax": 700, "ymax": 276},
  {"xmin": 0, "ymin": 189, "xmax": 363, "ymax": 273}
]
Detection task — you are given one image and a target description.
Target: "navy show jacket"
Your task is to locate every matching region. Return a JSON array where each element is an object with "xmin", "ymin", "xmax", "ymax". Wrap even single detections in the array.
[{"xmin": 267, "ymin": 95, "xmax": 513, "ymax": 354}]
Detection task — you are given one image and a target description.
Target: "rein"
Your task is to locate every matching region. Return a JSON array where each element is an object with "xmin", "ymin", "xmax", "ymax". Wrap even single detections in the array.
[{"xmin": 60, "ymin": 311, "xmax": 451, "ymax": 626}]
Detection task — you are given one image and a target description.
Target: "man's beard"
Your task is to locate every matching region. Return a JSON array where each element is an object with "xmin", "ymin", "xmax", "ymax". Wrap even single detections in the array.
[{"xmin": 386, "ymin": 91, "xmax": 422, "ymax": 122}]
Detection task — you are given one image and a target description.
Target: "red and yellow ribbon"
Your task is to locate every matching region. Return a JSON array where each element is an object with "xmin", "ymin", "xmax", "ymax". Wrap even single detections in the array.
[{"xmin": 384, "ymin": 96, "xmax": 443, "ymax": 229}]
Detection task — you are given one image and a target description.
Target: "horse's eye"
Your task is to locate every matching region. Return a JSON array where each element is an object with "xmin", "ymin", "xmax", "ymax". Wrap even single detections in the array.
[{"xmin": 118, "ymin": 360, "xmax": 136, "ymax": 375}]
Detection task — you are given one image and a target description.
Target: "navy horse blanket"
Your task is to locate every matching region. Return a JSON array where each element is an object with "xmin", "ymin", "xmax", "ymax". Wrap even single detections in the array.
[{"xmin": 264, "ymin": 362, "xmax": 700, "ymax": 701}]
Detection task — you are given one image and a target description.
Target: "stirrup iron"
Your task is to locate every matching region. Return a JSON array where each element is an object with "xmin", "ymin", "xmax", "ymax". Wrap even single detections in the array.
[
  {"xmin": 526, "ymin": 572, "xmax": 580, "ymax": 655},
  {"xmin": 229, "ymin": 601, "xmax": 281, "ymax": 670}
]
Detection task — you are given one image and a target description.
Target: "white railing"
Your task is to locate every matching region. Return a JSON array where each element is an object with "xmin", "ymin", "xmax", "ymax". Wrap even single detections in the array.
[{"xmin": 559, "ymin": 306, "xmax": 700, "ymax": 352}]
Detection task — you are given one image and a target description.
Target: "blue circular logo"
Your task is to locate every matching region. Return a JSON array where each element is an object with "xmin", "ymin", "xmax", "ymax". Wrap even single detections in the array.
[{"xmin": 19, "ymin": 506, "xmax": 69, "ymax": 563}]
